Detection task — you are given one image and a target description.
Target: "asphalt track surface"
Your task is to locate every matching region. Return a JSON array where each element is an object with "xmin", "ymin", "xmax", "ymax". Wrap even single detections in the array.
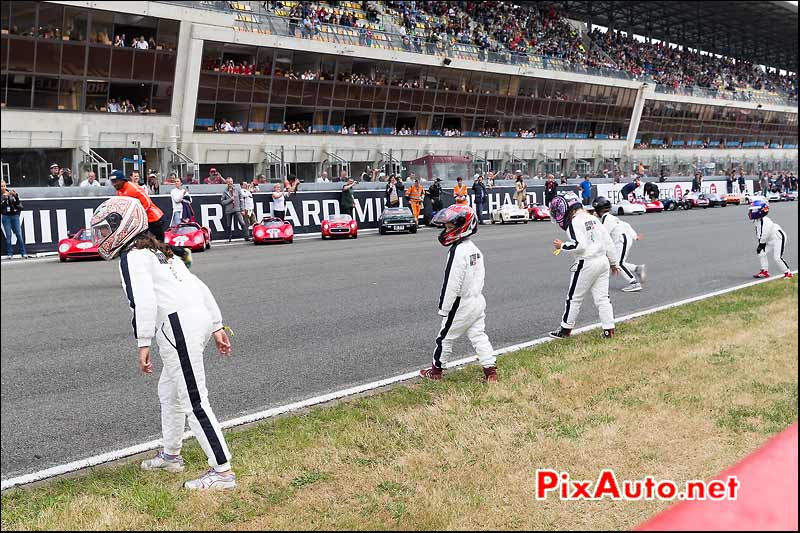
[{"xmin": 2, "ymin": 203, "xmax": 797, "ymax": 480}]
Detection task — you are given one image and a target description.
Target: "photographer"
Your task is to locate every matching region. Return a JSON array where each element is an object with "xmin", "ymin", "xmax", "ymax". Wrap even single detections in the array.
[
  {"xmin": 422, "ymin": 178, "xmax": 442, "ymax": 226},
  {"xmin": 60, "ymin": 167, "xmax": 74, "ymax": 187},
  {"xmin": 340, "ymin": 177, "xmax": 357, "ymax": 218},
  {"xmin": 385, "ymin": 176, "xmax": 400, "ymax": 208},
  {"xmin": 47, "ymin": 163, "xmax": 61, "ymax": 187},
  {"xmin": 271, "ymin": 183, "xmax": 289, "ymax": 220},
  {"xmin": 1, "ymin": 180, "xmax": 29, "ymax": 259}
]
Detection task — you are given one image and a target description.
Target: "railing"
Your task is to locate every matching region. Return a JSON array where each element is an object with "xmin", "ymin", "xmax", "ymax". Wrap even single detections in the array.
[
  {"xmin": 653, "ymin": 83, "xmax": 798, "ymax": 108},
  {"xmin": 159, "ymin": 1, "xmax": 634, "ymax": 81},
  {"xmin": 162, "ymin": 1, "xmax": 798, "ymax": 109}
]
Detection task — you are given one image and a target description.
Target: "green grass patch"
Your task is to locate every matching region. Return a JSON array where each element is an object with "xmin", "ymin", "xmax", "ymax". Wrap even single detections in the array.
[{"xmin": 2, "ymin": 279, "xmax": 796, "ymax": 531}]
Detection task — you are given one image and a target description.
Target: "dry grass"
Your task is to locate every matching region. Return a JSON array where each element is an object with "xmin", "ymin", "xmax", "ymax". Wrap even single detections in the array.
[{"xmin": 2, "ymin": 279, "xmax": 797, "ymax": 531}]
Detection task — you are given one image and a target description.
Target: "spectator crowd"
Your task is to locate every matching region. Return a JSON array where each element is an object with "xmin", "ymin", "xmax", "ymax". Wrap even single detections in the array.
[{"xmin": 256, "ymin": 0, "xmax": 797, "ymax": 101}]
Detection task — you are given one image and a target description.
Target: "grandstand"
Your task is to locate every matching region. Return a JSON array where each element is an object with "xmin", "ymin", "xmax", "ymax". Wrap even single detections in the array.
[{"xmin": 0, "ymin": 0, "xmax": 797, "ymax": 185}]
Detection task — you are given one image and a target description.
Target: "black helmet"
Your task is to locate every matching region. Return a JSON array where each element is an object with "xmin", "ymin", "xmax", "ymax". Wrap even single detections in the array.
[{"xmin": 592, "ymin": 196, "xmax": 612, "ymax": 213}]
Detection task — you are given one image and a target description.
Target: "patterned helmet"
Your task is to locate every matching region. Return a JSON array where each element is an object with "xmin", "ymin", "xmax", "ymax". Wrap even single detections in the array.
[
  {"xmin": 748, "ymin": 197, "xmax": 769, "ymax": 220},
  {"xmin": 90, "ymin": 196, "xmax": 148, "ymax": 260},
  {"xmin": 549, "ymin": 193, "xmax": 583, "ymax": 230},
  {"xmin": 432, "ymin": 204, "xmax": 477, "ymax": 246}
]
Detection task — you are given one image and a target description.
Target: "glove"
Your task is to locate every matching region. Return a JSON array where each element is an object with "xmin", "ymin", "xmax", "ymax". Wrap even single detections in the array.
[{"xmin": 756, "ymin": 243, "xmax": 766, "ymax": 254}]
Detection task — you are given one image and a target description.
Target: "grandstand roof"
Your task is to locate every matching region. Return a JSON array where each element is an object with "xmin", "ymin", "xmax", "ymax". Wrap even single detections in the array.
[{"xmin": 548, "ymin": 1, "xmax": 799, "ymax": 73}]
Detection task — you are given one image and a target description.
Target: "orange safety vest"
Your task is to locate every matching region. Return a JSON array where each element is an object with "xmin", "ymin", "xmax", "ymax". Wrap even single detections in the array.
[
  {"xmin": 117, "ymin": 181, "xmax": 163, "ymax": 223},
  {"xmin": 454, "ymin": 184, "xmax": 468, "ymax": 204},
  {"xmin": 406, "ymin": 183, "xmax": 424, "ymax": 203}
]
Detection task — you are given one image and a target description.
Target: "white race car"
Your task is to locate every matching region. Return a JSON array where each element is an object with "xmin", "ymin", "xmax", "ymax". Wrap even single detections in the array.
[
  {"xmin": 610, "ymin": 199, "xmax": 646, "ymax": 215},
  {"xmin": 745, "ymin": 192, "xmax": 781, "ymax": 204},
  {"xmin": 491, "ymin": 204, "xmax": 529, "ymax": 224},
  {"xmin": 766, "ymin": 191, "xmax": 782, "ymax": 202}
]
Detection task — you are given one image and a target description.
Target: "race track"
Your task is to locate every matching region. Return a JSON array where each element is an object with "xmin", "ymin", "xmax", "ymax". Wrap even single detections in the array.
[{"xmin": 1, "ymin": 203, "xmax": 797, "ymax": 480}]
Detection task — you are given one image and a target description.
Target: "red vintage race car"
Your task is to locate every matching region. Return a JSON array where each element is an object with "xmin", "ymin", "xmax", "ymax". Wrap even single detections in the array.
[
  {"xmin": 683, "ymin": 192, "xmax": 710, "ymax": 208},
  {"xmin": 164, "ymin": 222, "xmax": 211, "ymax": 251},
  {"xmin": 253, "ymin": 216, "xmax": 294, "ymax": 244},
  {"xmin": 58, "ymin": 228, "xmax": 101, "ymax": 262},
  {"xmin": 528, "ymin": 204, "xmax": 551, "ymax": 221},
  {"xmin": 321, "ymin": 214, "xmax": 358, "ymax": 239},
  {"xmin": 633, "ymin": 197, "xmax": 664, "ymax": 213}
]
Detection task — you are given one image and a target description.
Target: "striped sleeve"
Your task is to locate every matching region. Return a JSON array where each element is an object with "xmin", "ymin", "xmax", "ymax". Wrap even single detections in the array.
[
  {"xmin": 561, "ymin": 223, "xmax": 579, "ymax": 251},
  {"xmin": 120, "ymin": 250, "xmax": 158, "ymax": 348}
]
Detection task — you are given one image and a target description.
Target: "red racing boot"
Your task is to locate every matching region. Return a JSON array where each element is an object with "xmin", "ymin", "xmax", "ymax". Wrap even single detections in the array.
[
  {"xmin": 482, "ymin": 366, "xmax": 498, "ymax": 383},
  {"xmin": 753, "ymin": 270, "xmax": 770, "ymax": 279},
  {"xmin": 419, "ymin": 365, "xmax": 443, "ymax": 380},
  {"xmin": 602, "ymin": 328, "xmax": 615, "ymax": 339},
  {"xmin": 784, "ymin": 271, "xmax": 795, "ymax": 279}
]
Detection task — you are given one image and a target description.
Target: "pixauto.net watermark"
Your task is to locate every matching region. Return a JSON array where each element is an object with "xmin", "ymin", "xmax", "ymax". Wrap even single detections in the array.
[{"xmin": 535, "ymin": 469, "xmax": 740, "ymax": 501}]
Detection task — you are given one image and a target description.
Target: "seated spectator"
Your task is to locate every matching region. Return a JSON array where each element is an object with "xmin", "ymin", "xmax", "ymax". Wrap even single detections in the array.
[
  {"xmin": 106, "ymin": 98, "xmax": 121, "ymax": 113},
  {"xmin": 146, "ymin": 173, "xmax": 160, "ymax": 195}
]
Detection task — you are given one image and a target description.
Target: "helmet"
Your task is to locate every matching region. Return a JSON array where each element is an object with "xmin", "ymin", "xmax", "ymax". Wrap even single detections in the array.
[
  {"xmin": 549, "ymin": 194, "xmax": 582, "ymax": 230},
  {"xmin": 90, "ymin": 196, "xmax": 148, "ymax": 260},
  {"xmin": 748, "ymin": 197, "xmax": 769, "ymax": 220},
  {"xmin": 592, "ymin": 196, "xmax": 612, "ymax": 214},
  {"xmin": 432, "ymin": 204, "xmax": 477, "ymax": 246}
]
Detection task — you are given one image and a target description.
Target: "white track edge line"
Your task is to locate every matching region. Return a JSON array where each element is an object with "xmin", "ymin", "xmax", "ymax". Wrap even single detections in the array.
[{"xmin": 2, "ymin": 271, "xmax": 796, "ymax": 491}]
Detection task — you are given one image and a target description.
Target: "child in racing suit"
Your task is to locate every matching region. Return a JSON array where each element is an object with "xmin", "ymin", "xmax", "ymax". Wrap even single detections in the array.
[
  {"xmin": 592, "ymin": 197, "xmax": 646, "ymax": 292},
  {"xmin": 420, "ymin": 204, "xmax": 497, "ymax": 382},
  {"xmin": 749, "ymin": 198, "xmax": 793, "ymax": 279},
  {"xmin": 549, "ymin": 194, "xmax": 620, "ymax": 339},
  {"xmin": 90, "ymin": 196, "xmax": 237, "ymax": 490}
]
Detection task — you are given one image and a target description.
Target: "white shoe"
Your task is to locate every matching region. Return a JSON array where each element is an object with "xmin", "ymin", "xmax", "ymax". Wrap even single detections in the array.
[
  {"xmin": 141, "ymin": 451, "xmax": 185, "ymax": 473},
  {"xmin": 184, "ymin": 468, "xmax": 237, "ymax": 490},
  {"xmin": 622, "ymin": 283, "xmax": 642, "ymax": 293},
  {"xmin": 635, "ymin": 264, "xmax": 647, "ymax": 285}
]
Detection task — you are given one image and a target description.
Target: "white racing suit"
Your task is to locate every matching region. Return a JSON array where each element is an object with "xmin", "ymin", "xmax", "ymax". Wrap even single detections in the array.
[
  {"xmin": 120, "ymin": 246, "xmax": 232, "ymax": 471},
  {"xmin": 432, "ymin": 238, "xmax": 496, "ymax": 370},
  {"xmin": 754, "ymin": 217, "xmax": 791, "ymax": 274},
  {"xmin": 601, "ymin": 213, "xmax": 639, "ymax": 284},
  {"xmin": 559, "ymin": 210, "xmax": 620, "ymax": 330}
]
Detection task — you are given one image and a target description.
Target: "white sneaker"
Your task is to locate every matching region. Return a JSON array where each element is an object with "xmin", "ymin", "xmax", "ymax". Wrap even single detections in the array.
[
  {"xmin": 622, "ymin": 283, "xmax": 642, "ymax": 293},
  {"xmin": 635, "ymin": 264, "xmax": 647, "ymax": 285},
  {"xmin": 184, "ymin": 468, "xmax": 237, "ymax": 490},
  {"xmin": 141, "ymin": 451, "xmax": 185, "ymax": 473}
]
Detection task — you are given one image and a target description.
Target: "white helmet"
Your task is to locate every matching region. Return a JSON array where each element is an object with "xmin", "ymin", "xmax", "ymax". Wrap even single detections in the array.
[{"xmin": 90, "ymin": 196, "xmax": 148, "ymax": 260}]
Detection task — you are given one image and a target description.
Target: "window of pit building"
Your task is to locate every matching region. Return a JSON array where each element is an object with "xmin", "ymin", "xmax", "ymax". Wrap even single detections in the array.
[
  {"xmin": 2, "ymin": 3, "xmax": 178, "ymax": 114},
  {"xmin": 5, "ymin": 74, "xmax": 32, "ymax": 108}
]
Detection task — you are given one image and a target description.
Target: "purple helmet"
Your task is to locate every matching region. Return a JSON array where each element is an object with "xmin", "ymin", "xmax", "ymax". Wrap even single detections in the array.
[
  {"xmin": 549, "ymin": 193, "xmax": 582, "ymax": 230},
  {"xmin": 748, "ymin": 197, "xmax": 769, "ymax": 220}
]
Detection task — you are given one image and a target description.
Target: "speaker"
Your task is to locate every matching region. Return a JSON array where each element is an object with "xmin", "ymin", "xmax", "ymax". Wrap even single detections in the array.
[{"xmin": 442, "ymin": 58, "xmax": 452, "ymax": 66}]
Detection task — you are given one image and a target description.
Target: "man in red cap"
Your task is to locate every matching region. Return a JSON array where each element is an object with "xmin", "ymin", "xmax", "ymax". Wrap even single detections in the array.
[{"xmin": 205, "ymin": 168, "xmax": 224, "ymax": 185}]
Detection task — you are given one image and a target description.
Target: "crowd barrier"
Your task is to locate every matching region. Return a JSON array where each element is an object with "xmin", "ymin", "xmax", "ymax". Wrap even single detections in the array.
[
  {"xmin": 1, "ymin": 177, "xmax": 769, "ymax": 254},
  {"xmin": 0, "ymin": 185, "xmax": 558, "ymax": 254}
]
